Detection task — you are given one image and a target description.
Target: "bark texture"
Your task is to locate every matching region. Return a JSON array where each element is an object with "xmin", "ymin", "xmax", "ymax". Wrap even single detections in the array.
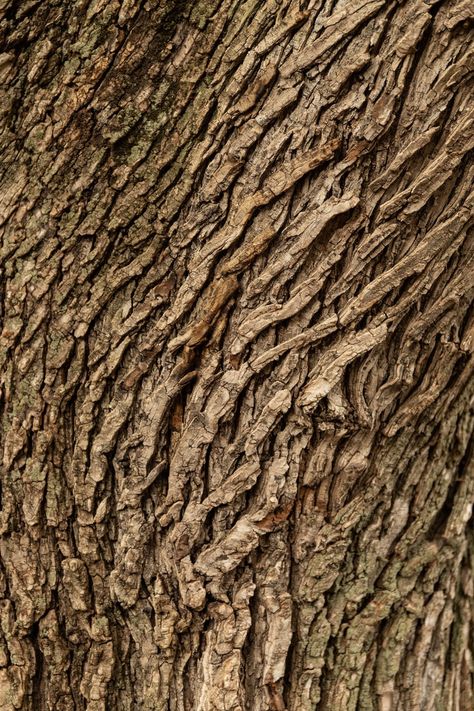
[{"xmin": 1, "ymin": 0, "xmax": 473, "ymax": 709}]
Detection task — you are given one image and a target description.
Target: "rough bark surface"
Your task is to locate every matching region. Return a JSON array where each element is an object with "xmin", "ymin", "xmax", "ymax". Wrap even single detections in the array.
[{"xmin": 1, "ymin": 0, "xmax": 473, "ymax": 709}]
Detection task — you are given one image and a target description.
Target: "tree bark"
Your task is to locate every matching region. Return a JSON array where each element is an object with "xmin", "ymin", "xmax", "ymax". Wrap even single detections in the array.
[{"xmin": 0, "ymin": 0, "xmax": 473, "ymax": 709}]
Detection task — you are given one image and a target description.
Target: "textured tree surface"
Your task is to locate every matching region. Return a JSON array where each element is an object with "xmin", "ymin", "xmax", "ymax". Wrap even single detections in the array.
[{"xmin": 1, "ymin": 0, "xmax": 473, "ymax": 709}]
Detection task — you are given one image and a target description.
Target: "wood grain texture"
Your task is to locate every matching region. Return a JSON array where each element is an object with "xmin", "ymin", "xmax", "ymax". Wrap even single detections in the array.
[{"xmin": 0, "ymin": 0, "xmax": 473, "ymax": 709}]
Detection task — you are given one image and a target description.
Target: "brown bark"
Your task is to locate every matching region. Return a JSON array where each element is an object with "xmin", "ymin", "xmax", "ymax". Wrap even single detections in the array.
[{"xmin": 0, "ymin": 0, "xmax": 473, "ymax": 709}]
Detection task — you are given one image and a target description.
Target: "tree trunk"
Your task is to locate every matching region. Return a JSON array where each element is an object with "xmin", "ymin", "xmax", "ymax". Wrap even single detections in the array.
[{"xmin": 0, "ymin": 0, "xmax": 473, "ymax": 709}]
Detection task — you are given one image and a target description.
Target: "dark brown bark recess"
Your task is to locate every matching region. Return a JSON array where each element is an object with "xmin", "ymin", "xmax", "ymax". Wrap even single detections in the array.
[{"xmin": 0, "ymin": 0, "xmax": 473, "ymax": 708}]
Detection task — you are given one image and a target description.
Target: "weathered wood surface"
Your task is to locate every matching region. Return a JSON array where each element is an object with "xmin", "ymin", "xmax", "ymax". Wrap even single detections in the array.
[{"xmin": 0, "ymin": 0, "xmax": 473, "ymax": 709}]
